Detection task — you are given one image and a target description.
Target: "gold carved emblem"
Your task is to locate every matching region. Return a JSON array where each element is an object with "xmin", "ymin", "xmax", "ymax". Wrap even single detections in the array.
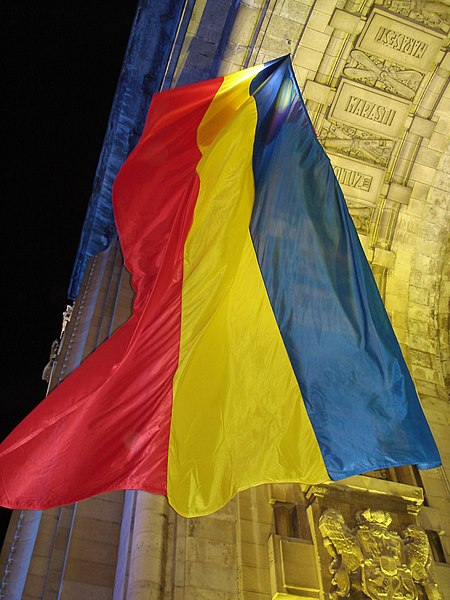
[{"xmin": 318, "ymin": 508, "xmax": 441, "ymax": 600}]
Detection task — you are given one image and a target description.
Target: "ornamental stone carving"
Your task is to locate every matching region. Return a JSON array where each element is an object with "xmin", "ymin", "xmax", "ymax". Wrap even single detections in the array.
[
  {"xmin": 318, "ymin": 508, "xmax": 441, "ymax": 600},
  {"xmin": 344, "ymin": 50, "xmax": 422, "ymax": 99}
]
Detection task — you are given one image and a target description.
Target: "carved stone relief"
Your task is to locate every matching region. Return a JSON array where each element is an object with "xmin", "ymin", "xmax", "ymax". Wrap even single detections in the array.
[
  {"xmin": 319, "ymin": 119, "xmax": 394, "ymax": 167},
  {"xmin": 346, "ymin": 204, "xmax": 375, "ymax": 236},
  {"xmin": 381, "ymin": 1, "xmax": 450, "ymax": 33},
  {"xmin": 318, "ymin": 508, "xmax": 442, "ymax": 600},
  {"xmin": 344, "ymin": 50, "xmax": 422, "ymax": 100}
]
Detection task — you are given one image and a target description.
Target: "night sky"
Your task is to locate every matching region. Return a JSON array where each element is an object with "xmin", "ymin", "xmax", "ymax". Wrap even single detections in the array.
[{"xmin": 2, "ymin": 3, "xmax": 138, "ymax": 546}]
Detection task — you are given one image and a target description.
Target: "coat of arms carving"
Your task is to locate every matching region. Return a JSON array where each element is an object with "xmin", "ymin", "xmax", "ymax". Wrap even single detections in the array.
[{"xmin": 318, "ymin": 508, "xmax": 441, "ymax": 600}]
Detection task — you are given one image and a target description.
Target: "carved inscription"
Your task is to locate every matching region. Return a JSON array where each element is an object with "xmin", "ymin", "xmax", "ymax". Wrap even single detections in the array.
[
  {"xmin": 357, "ymin": 8, "xmax": 446, "ymax": 71},
  {"xmin": 375, "ymin": 27, "xmax": 428, "ymax": 59},
  {"xmin": 333, "ymin": 165, "xmax": 372, "ymax": 192},
  {"xmin": 345, "ymin": 95, "xmax": 396, "ymax": 125},
  {"xmin": 328, "ymin": 80, "xmax": 410, "ymax": 138},
  {"xmin": 328, "ymin": 153, "xmax": 385, "ymax": 206}
]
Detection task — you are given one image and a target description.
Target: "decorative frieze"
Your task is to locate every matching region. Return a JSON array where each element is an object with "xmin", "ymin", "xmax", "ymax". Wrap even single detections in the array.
[
  {"xmin": 357, "ymin": 8, "xmax": 446, "ymax": 72},
  {"xmin": 382, "ymin": 1, "xmax": 450, "ymax": 34},
  {"xmin": 344, "ymin": 50, "xmax": 422, "ymax": 100},
  {"xmin": 320, "ymin": 119, "xmax": 394, "ymax": 167},
  {"xmin": 328, "ymin": 79, "xmax": 410, "ymax": 138}
]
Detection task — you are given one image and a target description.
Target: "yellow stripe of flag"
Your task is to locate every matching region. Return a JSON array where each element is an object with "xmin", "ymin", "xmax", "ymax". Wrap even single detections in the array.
[{"xmin": 168, "ymin": 68, "xmax": 328, "ymax": 517}]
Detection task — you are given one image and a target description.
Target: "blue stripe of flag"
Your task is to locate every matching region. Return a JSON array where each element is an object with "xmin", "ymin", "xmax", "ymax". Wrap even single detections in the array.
[{"xmin": 249, "ymin": 57, "xmax": 440, "ymax": 478}]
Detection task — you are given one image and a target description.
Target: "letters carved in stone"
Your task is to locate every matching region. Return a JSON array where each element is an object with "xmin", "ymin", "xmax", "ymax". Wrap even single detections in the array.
[
  {"xmin": 318, "ymin": 508, "xmax": 442, "ymax": 600},
  {"xmin": 357, "ymin": 8, "xmax": 446, "ymax": 72},
  {"xmin": 328, "ymin": 153, "xmax": 385, "ymax": 206},
  {"xmin": 328, "ymin": 80, "xmax": 410, "ymax": 138}
]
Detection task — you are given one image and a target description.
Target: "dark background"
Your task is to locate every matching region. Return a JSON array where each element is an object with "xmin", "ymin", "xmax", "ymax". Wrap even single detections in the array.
[{"xmin": 2, "ymin": 2, "xmax": 138, "ymax": 547}]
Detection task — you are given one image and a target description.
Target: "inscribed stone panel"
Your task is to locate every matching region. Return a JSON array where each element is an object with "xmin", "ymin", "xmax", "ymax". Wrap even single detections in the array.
[
  {"xmin": 328, "ymin": 79, "xmax": 410, "ymax": 138},
  {"xmin": 357, "ymin": 8, "xmax": 446, "ymax": 72}
]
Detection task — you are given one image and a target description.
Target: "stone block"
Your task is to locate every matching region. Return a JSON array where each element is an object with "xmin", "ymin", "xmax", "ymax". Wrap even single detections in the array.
[
  {"xmin": 434, "ymin": 114, "xmax": 449, "ymax": 135},
  {"xmin": 238, "ymin": 497, "xmax": 272, "ymax": 524},
  {"xmin": 32, "ymin": 533, "xmax": 58, "ymax": 558},
  {"xmin": 410, "ymin": 334, "xmax": 439, "ymax": 355},
  {"xmin": 408, "ymin": 318, "xmax": 429, "ymax": 336},
  {"xmin": 412, "ymin": 365, "xmax": 444, "ymax": 386},
  {"xmin": 228, "ymin": 4, "xmax": 261, "ymax": 44},
  {"xmin": 239, "ymin": 519, "xmax": 272, "ymax": 545},
  {"xmin": 420, "ymin": 474, "xmax": 449, "ymax": 499},
  {"xmin": 71, "ymin": 516, "xmax": 120, "ymax": 543},
  {"xmin": 440, "ymin": 51, "xmax": 450, "ymax": 72},
  {"xmin": 418, "ymin": 220, "xmax": 447, "ymax": 243},
  {"xmin": 427, "ymin": 186, "xmax": 448, "ymax": 208},
  {"xmin": 66, "ymin": 538, "xmax": 118, "ymax": 567},
  {"xmin": 76, "ymin": 497, "xmax": 123, "ymax": 523},
  {"xmin": 240, "ymin": 564, "xmax": 271, "ymax": 593},
  {"xmin": 410, "ymin": 116, "xmax": 436, "ymax": 139},
  {"xmin": 179, "ymin": 586, "xmax": 236, "ymax": 600},
  {"xmin": 186, "ymin": 560, "xmax": 237, "ymax": 594},
  {"xmin": 276, "ymin": 0, "xmax": 310, "ymax": 21},
  {"xmin": 314, "ymin": 0, "xmax": 338, "ymax": 15},
  {"xmin": 388, "ymin": 182, "xmax": 413, "ymax": 205},
  {"xmin": 63, "ymin": 558, "xmax": 116, "ymax": 587},
  {"xmin": 303, "ymin": 80, "xmax": 335, "ymax": 105},
  {"xmin": 299, "ymin": 28, "xmax": 330, "ymax": 53},
  {"xmin": 27, "ymin": 554, "xmax": 52, "ymax": 577},
  {"xmin": 387, "ymin": 278, "xmax": 409, "ymax": 299},
  {"xmin": 410, "ymin": 163, "xmax": 437, "ymax": 186},
  {"xmin": 407, "ymin": 197, "xmax": 426, "ymax": 219},
  {"xmin": 389, "ymin": 311, "xmax": 408, "ymax": 330},
  {"xmin": 428, "ymin": 422, "xmax": 450, "ymax": 444},
  {"xmin": 410, "ymin": 348, "xmax": 433, "ymax": 367},
  {"xmin": 238, "ymin": 592, "xmax": 271, "ymax": 600},
  {"xmin": 259, "ymin": 32, "xmax": 291, "ymax": 55},
  {"xmin": 434, "ymin": 565, "xmax": 450, "ymax": 600},
  {"xmin": 270, "ymin": 14, "xmax": 303, "ymax": 40},
  {"xmin": 22, "ymin": 574, "xmax": 47, "ymax": 599},
  {"xmin": 195, "ymin": 538, "xmax": 236, "ymax": 567},
  {"xmin": 306, "ymin": 10, "xmax": 331, "ymax": 33},
  {"xmin": 188, "ymin": 517, "xmax": 235, "ymax": 542},
  {"xmin": 330, "ymin": 8, "xmax": 360, "ymax": 34},
  {"xmin": 126, "ymin": 580, "xmax": 164, "ymax": 600},
  {"xmin": 427, "ymin": 130, "xmax": 448, "ymax": 152},
  {"xmin": 239, "ymin": 541, "xmax": 269, "ymax": 568},
  {"xmin": 373, "ymin": 247, "xmax": 396, "ymax": 269},
  {"xmin": 419, "ymin": 506, "xmax": 444, "ymax": 533},
  {"xmin": 426, "ymin": 406, "xmax": 450, "ymax": 428},
  {"xmin": 59, "ymin": 580, "xmax": 112, "ymax": 600},
  {"xmin": 435, "ymin": 95, "xmax": 450, "ymax": 118},
  {"xmin": 416, "ymin": 147, "xmax": 441, "ymax": 169},
  {"xmin": 132, "ymin": 529, "xmax": 166, "ymax": 558},
  {"xmin": 409, "ymin": 285, "xmax": 430, "ymax": 304}
]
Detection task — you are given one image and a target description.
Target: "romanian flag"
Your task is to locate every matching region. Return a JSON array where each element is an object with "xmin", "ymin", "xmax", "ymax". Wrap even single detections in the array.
[{"xmin": 0, "ymin": 57, "xmax": 440, "ymax": 517}]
